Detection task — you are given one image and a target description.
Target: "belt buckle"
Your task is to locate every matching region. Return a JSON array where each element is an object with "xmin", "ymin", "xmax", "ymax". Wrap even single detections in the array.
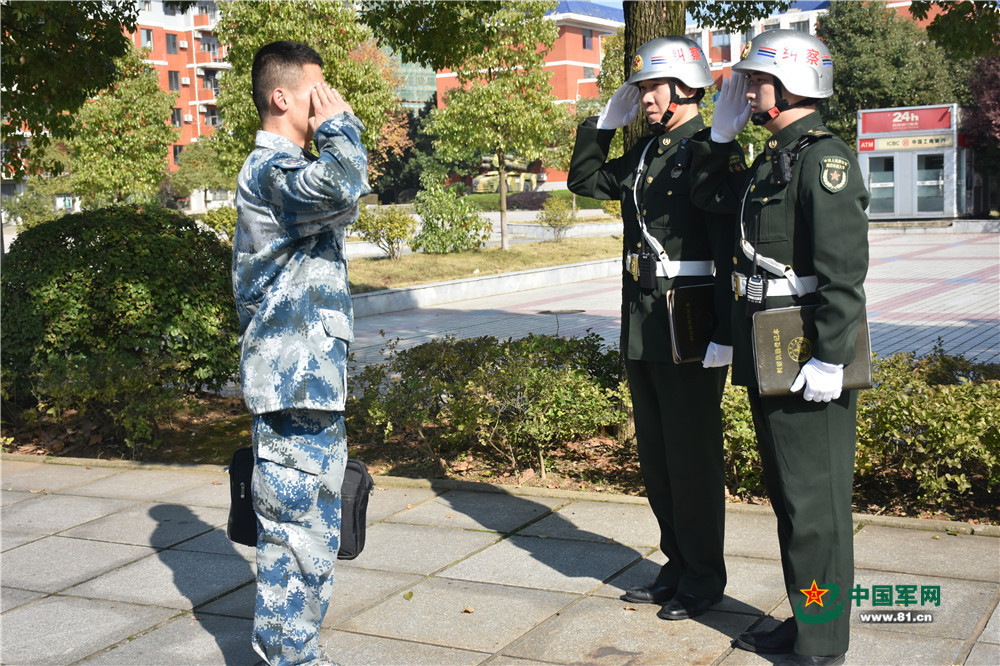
[
  {"xmin": 732, "ymin": 273, "xmax": 743, "ymax": 299},
  {"xmin": 629, "ymin": 254, "xmax": 640, "ymax": 282}
]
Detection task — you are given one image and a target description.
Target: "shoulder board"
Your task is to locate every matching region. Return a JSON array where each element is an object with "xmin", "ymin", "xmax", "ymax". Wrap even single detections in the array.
[
  {"xmin": 272, "ymin": 157, "xmax": 310, "ymax": 170},
  {"xmin": 693, "ymin": 127, "xmax": 713, "ymax": 141},
  {"xmin": 806, "ymin": 129, "xmax": 835, "ymax": 138}
]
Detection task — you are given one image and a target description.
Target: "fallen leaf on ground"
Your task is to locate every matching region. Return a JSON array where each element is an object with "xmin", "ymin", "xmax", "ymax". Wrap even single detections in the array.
[
  {"xmin": 462, "ymin": 606, "xmax": 475, "ymax": 614},
  {"xmin": 403, "ymin": 591, "xmax": 414, "ymax": 600},
  {"xmin": 29, "ymin": 489, "xmax": 45, "ymax": 494}
]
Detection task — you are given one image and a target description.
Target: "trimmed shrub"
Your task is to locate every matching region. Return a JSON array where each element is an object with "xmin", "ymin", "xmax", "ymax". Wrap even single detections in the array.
[
  {"xmin": 1, "ymin": 205, "xmax": 239, "ymax": 456},
  {"xmin": 600, "ymin": 199, "xmax": 622, "ymax": 218},
  {"xmin": 200, "ymin": 205, "xmax": 237, "ymax": 240},
  {"xmin": 536, "ymin": 196, "xmax": 577, "ymax": 241},
  {"xmin": 353, "ymin": 205, "xmax": 417, "ymax": 261},
  {"xmin": 411, "ymin": 186, "xmax": 492, "ymax": 253}
]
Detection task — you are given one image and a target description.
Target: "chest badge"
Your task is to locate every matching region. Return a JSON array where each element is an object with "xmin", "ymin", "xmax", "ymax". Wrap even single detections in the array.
[{"xmin": 820, "ymin": 156, "xmax": 850, "ymax": 193}]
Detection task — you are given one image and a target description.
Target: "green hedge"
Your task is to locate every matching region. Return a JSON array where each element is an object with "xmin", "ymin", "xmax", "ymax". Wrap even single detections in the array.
[
  {"xmin": 1, "ymin": 205, "xmax": 239, "ymax": 455},
  {"xmin": 348, "ymin": 334, "xmax": 1000, "ymax": 520}
]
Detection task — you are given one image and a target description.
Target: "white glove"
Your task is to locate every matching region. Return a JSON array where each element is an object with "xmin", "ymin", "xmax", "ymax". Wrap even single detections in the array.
[
  {"xmin": 710, "ymin": 75, "xmax": 751, "ymax": 143},
  {"xmin": 702, "ymin": 342, "xmax": 733, "ymax": 368},
  {"xmin": 597, "ymin": 83, "xmax": 640, "ymax": 130},
  {"xmin": 790, "ymin": 357, "xmax": 844, "ymax": 402}
]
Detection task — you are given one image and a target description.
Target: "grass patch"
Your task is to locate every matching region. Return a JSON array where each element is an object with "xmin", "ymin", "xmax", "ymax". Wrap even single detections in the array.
[{"xmin": 349, "ymin": 235, "xmax": 622, "ymax": 294}]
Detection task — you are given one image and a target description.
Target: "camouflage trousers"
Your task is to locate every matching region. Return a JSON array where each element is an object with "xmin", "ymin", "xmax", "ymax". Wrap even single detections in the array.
[{"xmin": 251, "ymin": 409, "xmax": 347, "ymax": 666}]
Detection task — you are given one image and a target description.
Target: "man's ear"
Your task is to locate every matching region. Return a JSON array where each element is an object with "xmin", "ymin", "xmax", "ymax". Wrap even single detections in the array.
[{"xmin": 271, "ymin": 87, "xmax": 289, "ymax": 113}]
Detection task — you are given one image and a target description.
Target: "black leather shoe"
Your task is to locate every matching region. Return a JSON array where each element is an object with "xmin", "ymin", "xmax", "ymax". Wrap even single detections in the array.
[
  {"xmin": 655, "ymin": 592, "xmax": 721, "ymax": 620},
  {"xmin": 775, "ymin": 654, "xmax": 845, "ymax": 666},
  {"xmin": 733, "ymin": 617, "xmax": 797, "ymax": 654},
  {"xmin": 621, "ymin": 583, "xmax": 676, "ymax": 605}
]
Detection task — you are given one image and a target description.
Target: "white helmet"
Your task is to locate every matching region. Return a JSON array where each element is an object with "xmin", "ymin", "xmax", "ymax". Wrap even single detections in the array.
[
  {"xmin": 626, "ymin": 36, "xmax": 714, "ymax": 89},
  {"xmin": 734, "ymin": 29, "xmax": 833, "ymax": 99}
]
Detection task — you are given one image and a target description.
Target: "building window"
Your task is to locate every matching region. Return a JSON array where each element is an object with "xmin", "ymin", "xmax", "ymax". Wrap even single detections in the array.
[
  {"xmin": 583, "ymin": 29, "xmax": 593, "ymax": 50},
  {"xmin": 166, "ymin": 34, "xmax": 178, "ymax": 54},
  {"xmin": 762, "ymin": 22, "xmax": 781, "ymax": 32},
  {"xmin": 141, "ymin": 29, "xmax": 154, "ymax": 49},
  {"xmin": 197, "ymin": 2, "xmax": 216, "ymax": 21},
  {"xmin": 790, "ymin": 20, "xmax": 810, "ymax": 33},
  {"xmin": 201, "ymin": 35, "xmax": 219, "ymax": 59},
  {"xmin": 710, "ymin": 31, "xmax": 731, "ymax": 63},
  {"xmin": 205, "ymin": 107, "xmax": 220, "ymax": 127},
  {"xmin": 142, "ymin": 1, "xmax": 152, "ymax": 11},
  {"xmin": 686, "ymin": 31, "xmax": 703, "ymax": 49},
  {"xmin": 168, "ymin": 71, "xmax": 180, "ymax": 91},
  {"xmin": 583, "ymin": 66, "xmax": 595, "ymax": 79},
  {"xmin": 203, "ymin": 72, "xmax": 219, "ymax": 93},
  {"xmin": 173, "ymin": 145, "xmax": 184, "ymax": 166},
  {"xmin": 171, "ymin": 108, "xmax": 183, "ymax": 128}
]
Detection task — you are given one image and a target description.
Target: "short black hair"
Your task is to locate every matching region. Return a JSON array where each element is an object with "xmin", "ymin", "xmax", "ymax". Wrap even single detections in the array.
[{"xmin": 251, "ymin": 41, "xmax": 324, "ymax": 119}]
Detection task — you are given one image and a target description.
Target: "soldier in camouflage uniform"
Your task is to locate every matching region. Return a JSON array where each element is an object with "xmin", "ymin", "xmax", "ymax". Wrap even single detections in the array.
[{"xmin": 232, "ymin": 40, "xmax": 370, "ymax": 666}]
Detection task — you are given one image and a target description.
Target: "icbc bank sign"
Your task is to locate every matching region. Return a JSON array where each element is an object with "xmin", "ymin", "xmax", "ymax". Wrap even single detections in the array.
[{"xmin": 857, "ymin": 106, "xmax": 954, "ymax": 152}]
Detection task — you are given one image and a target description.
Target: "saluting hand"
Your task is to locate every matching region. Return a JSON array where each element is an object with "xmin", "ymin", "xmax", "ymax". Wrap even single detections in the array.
[
  {"xmin": 309, "ymin": 82, "xmax": 354, "ymax": 137},
  {"xmin": 710, "ymin": 75, "xmax": 751, "ymax": 143}
]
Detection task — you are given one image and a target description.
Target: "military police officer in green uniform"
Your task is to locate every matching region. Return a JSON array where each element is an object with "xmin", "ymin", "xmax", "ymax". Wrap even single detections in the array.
[
  {"xmin": 568, "ymin": 36, "xmax": 743, "ymax": 621},
  {"xmin": 692, "ymin": 30, "xmax": 869, "ymax": 666}
]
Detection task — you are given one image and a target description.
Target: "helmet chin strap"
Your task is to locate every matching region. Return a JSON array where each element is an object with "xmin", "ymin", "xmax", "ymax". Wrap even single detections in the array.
[
  {"xmin": 750, "ymin": 79, "xmax": 815, "ymax": 126},
  {"xmin": 649, "ymin": 80, "xmax": 703, "ymax": 131}
]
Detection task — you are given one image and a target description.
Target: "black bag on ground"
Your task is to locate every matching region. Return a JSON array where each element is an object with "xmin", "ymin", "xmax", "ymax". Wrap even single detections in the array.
[{"xmin": 226, "ymin": 447, "xmax": 374, "ymax": 560}]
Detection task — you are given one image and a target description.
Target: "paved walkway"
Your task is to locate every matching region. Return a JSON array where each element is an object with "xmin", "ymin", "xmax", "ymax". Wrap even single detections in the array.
[
  {"xmin": 352, "ymin": 229, "xmax": 1000, "ymax": 368},
  {"xmin": 1, "ymin": 459, "xmax": 998, "ymax": 665},
  {"xmin": 2, "ymin": 227, "xmax": 998, "ymax": 665}
]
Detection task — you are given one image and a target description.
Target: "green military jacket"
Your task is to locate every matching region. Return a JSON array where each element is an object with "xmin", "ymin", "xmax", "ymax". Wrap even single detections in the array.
[
  {"xmin": 567, "ymin": 115, "xmax": 740, "ymax": 363},
  {"xmin": 691, "ymin": 113, "xmax": 870, "ymax": 387}
]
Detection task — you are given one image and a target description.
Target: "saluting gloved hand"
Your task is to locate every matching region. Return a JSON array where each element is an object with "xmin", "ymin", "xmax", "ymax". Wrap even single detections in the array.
[
  {"xmin": 710, "ymin": 75, "xmax": 751, "ymax": 143},
  {"xmin": 702, "ymin": 342, "xmax": 733, "ymax": 368},
  {"xmin": 790, "ymin": 357, "xmax": 844, "ymax": 402},
  {"xmin": 597, "ymin": 83, "xmax": 640, "ymax": 130}
]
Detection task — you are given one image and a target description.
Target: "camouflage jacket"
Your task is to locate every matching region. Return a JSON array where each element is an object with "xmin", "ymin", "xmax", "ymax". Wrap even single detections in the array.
[{"xmin": 233, "ymin": 113, "xmax": 370, "ymax": 414}]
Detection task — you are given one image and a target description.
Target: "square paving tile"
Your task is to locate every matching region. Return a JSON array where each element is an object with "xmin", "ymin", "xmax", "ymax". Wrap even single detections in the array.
[
  {"xmin": 171, "ymin": 527, "xmax": 257, "ymax": 558},
  {"xmin": 1, "ymin": 463, "xmax": 120, "ymax": 492},
  {"xmin": 323, "ymin": 567, "xmax": 426, "ymax": 627},
  {"xmin": 1, "ymin": 530, "xmax": 42, "ymax": 552},
  {"xmin": 518, "ymin": 499, "xmax": 660, "ymax": 547},
  {"xmin": 62, "ymin": 502, "xmax": 229, "ymax": 548},
  {"xmin": 384, "ymin": 490, "xmax": 564, "ymax": 533},
  {"xmin": 593, "ymin": 549, "xmax": 666, "ymax": 600},
  {"xmin": 1, "ymin": 489, "xmax": 34, "ymax": 507},
  {"xmin": 0, "ymin": 494, "xmax": 137, "ymax": 535},
  {"xmin": 82, "ymin": 612, "xmax": 261, "ymax": 665},
  {"xmin": 161, "ymin": 477, "xmax": 231, "ymax": 508},
  {"xmin": 505, "ymin": 595, "xmax": 756, "ymax": 665},
  {"xmin": 723, "ymin": 509, "xmax": 781, "ymax": 560},
  {"xmin": 439, "ymin": 534, "xmax": 642, "ymax": 594},
  {"xmin": 60, "ymin": 469, "xmax": 212, "ymax": 501},
  {"xmin": 0, "ymin": 596, "xmax": 175, "ymax": 664},
  {"xmin": 365, "ymin": 485, "xmax": 441, "ymax": 523},
  {"xmin": 982, "ymin": 602, "xmax": 1000, "ymax": 644},
  {"xmin": 1, "ymin": 535, "xmax": 154, "ymax": 593},
  {"xmin": 65, "ymin": 549, "xmax": 255, "ymax": 609},
  {"xmin": 318, "ymin": 630, "xmax": 487, "ymax": 665},
  {"xmin": 967, "ymin": 641, "xmax": 1000, "ymax": 665},
  {"xmin": 854, "ymin": 526, "xmax": 1000, "ymax": 582},
  {"xmin": 337, "ymin": 577, "xmax": 575, "ymax": 653},
  {"xmin": 0, "ymin": 587, "xmax": 45, "ymax": 612},
  {"xmin": 850, "ymin": 569, "xmax": 995, "ymax": 641},
  {"xmin": 337, "ymin": 522, "xmax": 498, "ymax": 575}
]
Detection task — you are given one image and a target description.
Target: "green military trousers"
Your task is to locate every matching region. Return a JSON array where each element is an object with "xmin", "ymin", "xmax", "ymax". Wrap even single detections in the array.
[
  {"xmin": 626, "ymin": 359, "xmax": 728, "ymax": 600},
  {"xmin": 748, "ymin": 388, "xmax": 858, "ymax": 657}
]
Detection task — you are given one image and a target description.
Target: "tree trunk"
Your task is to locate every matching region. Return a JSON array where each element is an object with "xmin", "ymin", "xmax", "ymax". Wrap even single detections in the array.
[
  {"xmin": 498, "ymin": 156, "xmax": 509, "ymax": 250},
  {"xmin": 622, "ymin": 1, "xmax": 687, "ymax": 152}
]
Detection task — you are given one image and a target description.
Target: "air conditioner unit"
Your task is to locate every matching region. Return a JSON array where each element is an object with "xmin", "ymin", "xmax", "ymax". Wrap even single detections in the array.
[
  {"xmin": 196, "ymin": 68, "xmax": 205, "ymax": 76},
  {"xmin": 194, "ymin": 30, "xmax": 203, "ymax": 39},
  {"xmin": 183, "ymin": 114, "xmax": 194, "ymax": 122},
  {"xmin": 198, "ymin": 105, "xmax": 207, "ymax": 112},
  {"xmin": 179, "ymin": 40, "xmax": 188, "ymax": 49},
  {"xmin": 181, "ymin": 77, "xmax": 191, "ymax": 85}
]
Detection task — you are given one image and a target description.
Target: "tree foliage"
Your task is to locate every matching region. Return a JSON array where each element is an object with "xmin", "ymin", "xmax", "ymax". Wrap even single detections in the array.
[
  {"xmin": 213, "ymin": 0, "xmax": 398, "ymax": 179},
  {"xmin": 0, "ymin": 0, "xmax": 141, "ymax": 180},
  {"xmin": 423, "ymin": 1, "xmax": 562, "ymax": 250},
  {"xmin": 816, "ymin": 1, "xmax": 963, "ymax": 144},
  {"xmin": 70, "ymin": 48, "xmax": 179, "ymax": 206},
  {"xmin": 170, "ymin": 139, "xmax": 234, "ymax": 199},
  {"xmin": 909, "ymin": 1, "xmax": 1000, "ymax": 59},
  {"xmin": 358, "ymin": 0, "xmax": 505, "ymax": 71}
]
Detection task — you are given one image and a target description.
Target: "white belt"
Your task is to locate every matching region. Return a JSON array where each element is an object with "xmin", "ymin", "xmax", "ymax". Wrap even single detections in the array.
[
  {"xmin": 733, "ymin": 272, "xmax": 818, "ymax": 298},
  {"xmin": 625, "ymin": 253, "xmax": 714, "ymax": 279}
]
